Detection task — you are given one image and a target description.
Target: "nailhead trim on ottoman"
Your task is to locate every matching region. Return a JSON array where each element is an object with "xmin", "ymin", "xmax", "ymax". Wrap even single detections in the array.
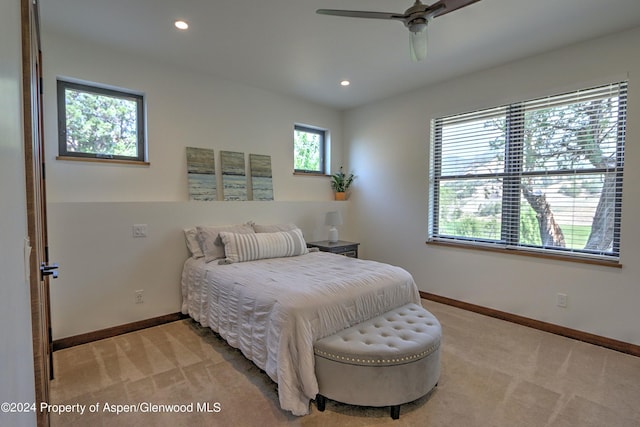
[{"xmin": 313, "ymin": 303, "xmax": 441, "ymax": 419}]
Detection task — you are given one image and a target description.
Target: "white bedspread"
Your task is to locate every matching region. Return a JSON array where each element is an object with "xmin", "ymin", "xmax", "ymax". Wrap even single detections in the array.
[{"xmin": 181, "ymin": 251, "xmax": 420, "ymax": 415}]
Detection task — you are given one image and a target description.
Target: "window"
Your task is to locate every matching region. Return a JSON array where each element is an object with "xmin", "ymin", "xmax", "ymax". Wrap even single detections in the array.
[
  {"xmin": 429, "ymin": 82, "xmax": 627, "ymax": 263},
  {"xmin": 57, "ymin": 80, "xmax": 146, "ymax": 162},
  {"xmin": 294, "ymin": 125, "xmax": 325, "ymax": 174}
]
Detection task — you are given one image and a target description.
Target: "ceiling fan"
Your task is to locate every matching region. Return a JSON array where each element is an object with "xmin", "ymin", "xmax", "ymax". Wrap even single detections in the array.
[{"xmin": 316, "ymin": 0, "xmax": 481, "ymax": 61}]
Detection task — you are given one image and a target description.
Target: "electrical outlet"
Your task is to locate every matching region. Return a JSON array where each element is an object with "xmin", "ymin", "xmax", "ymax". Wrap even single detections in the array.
[
  {"xmin": 135, "ymin": 290, "xmax": 144, "ymax": 304},
  {"xmin": 133, "ymin": 224, "xmax": 148, "ymax": 238},
  {"xmin": 557, "ymin": 293, "xmax": 568, "ymax": 308}
]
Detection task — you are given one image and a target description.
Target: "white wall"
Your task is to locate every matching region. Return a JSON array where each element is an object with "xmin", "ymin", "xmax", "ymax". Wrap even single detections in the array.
[
  {"xmin": 0, "ymin": 1, "xmax": 37, "ymax": 426},
  {"xmin": 345, "ymin": 27, "xmax": 640, "ymax": 346},
  {"xmin": 41, "ymin": 32, "xmax": 352, "ymax": 339},
  {"xmin": 47, "ymin": 201, "xmax": 353, "ymax": 339}
]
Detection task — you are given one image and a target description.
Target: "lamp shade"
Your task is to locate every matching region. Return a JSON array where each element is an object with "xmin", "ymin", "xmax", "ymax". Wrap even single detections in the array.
[{"xmin": 325, "ymin": 211, "xmax": 343, "ymax": 226}]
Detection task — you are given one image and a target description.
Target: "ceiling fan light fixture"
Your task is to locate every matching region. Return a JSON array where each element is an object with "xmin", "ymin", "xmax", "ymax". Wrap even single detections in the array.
[
  {"xmin": 407, "ymin": 18, "xmax": 427, "ymax": 34},
  {"xmin": 409, "ymin": 25, "xmax": 428, "ymax": 61}
]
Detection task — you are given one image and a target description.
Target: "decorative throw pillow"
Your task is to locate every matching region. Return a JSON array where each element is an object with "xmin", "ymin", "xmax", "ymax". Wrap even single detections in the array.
[
  {"xmin": 219, "ymin": 228, "xmax": 309, "ymax": 264},
  {"xmin": 184, "ymin": 228, "xmax": 204, "ymax": 258},
  {"xmin": 197, "ymin": 223, "xmax": 255, "ymax": 263},
  {"xmin": 252, "ymin": 223, "xmax": 299, "ymax": 233}
]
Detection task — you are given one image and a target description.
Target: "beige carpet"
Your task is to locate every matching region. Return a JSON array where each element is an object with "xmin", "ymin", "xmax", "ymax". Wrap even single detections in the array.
[{"xmin": 50, "ymin": 300, "xmax": 640, "ymax": 426}]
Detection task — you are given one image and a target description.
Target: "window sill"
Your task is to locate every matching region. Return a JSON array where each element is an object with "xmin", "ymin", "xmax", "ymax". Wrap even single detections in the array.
[
  {"xmin": 293, "ymin": 171, "xmax": 329, "ymax": 177},
  {"xmin": 56, "ymin": 156, "xmax": 150, "ymax": 166},
  {"xmin": 426, "ymin": 240, "xmax": 622, "ymax": 268}
]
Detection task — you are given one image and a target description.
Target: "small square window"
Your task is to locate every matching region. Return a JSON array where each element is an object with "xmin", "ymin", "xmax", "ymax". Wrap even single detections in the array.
[
  {"xmin": 294, "ymin": 125, "xmax": 325, "ymax": 174},
  {"xmin": 57, "ymin": 80, "xmax": 146, "ymax": 162}
]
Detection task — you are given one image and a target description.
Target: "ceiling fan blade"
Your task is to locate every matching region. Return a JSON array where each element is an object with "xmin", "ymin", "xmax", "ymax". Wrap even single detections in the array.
[
  {"xmin": 316, "ymin": 9, "xmax": 405, "ymax": 21},
  {"xmin": 429, "ymin": 0, "xmax": 482, "ymax": 18}
]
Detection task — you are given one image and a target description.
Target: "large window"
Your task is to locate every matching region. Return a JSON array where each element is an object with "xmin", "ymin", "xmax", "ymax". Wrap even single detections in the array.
[
  {"xmin": 57, "ymin": 80, "xmax": 146, "ymax": 163},
  {"xmin": 429, "ymin": 82, "xmax": 627, "ymax": 263},
  {"xmin": 294, "ymin": 125, "xmax": 326, "ymax": 174}
]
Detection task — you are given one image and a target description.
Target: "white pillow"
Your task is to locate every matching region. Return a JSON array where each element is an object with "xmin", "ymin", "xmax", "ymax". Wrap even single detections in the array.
[
  {"xmin": 197, "ymin": 223, "xmax": 255, "ymax": 263},
  {"xmin": 252, "ymin": 223, "xmax": 299, "ymax": 233},
  {"xmin": 184, "ymin": 228, "xmax": 204, "ymax": 258},
  {"xmin": 219, "ymin": 228, "xmax": 309, "ymax": 264}
]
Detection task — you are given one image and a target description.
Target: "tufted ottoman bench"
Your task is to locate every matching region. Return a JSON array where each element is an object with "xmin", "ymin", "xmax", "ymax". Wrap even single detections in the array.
[{"xmin": 313, "ymin": 303, "xmax": 441, "ymax": 419}]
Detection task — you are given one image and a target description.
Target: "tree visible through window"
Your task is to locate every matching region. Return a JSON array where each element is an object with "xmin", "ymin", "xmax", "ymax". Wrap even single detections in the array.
[
  {"xmin": 294, "ymin": 125, "xmax": 325, "ymax": 173},
  {"xmin": 57, "ymin": 80, "xmax": 145, "ymax": 162},
  {"xmin": 429, "ymin": 82, "xmax": 627, "ymax": 262}
]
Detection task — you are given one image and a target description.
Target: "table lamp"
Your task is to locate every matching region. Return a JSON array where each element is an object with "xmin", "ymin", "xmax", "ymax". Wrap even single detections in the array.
[{"xmin": 325, "ymin": 211, "xmax": 343, "ymax": 243}]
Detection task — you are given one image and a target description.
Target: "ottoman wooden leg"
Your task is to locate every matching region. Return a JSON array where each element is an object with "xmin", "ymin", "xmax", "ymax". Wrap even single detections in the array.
[
  {"xmin": 316, "ymin": 394, "xmax": 326, "ymax": 412},
  {"xmin": 390, "ymin": 404, "xmax": 400, "ymax": 420}
]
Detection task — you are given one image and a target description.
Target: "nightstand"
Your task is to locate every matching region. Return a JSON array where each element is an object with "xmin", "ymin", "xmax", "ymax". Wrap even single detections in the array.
[{"xmin": 307, "ymin": 240, "xmax": 360, "ymax": 258}]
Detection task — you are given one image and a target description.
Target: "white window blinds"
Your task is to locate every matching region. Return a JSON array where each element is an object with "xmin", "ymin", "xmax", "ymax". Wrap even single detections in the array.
[{"xmin": 429, "ymin": 82, "xmax": 627, "ymax": 262}]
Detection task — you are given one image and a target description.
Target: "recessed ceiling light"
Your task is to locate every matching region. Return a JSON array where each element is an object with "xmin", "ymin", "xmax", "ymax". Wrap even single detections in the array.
[
  {"xmin": 174, "ymin": 20, "xmax": 189, "ymax": 30},
  {"xmin": 340, "ymin": 80, "xmax": 350, "ymax": 87}
]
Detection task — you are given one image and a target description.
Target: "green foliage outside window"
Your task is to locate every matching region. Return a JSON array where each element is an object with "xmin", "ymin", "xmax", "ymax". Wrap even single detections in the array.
[
  {"xmin": 65, "ymin": 90, "xmax": 137, "ymax": 156},
  {"xmin": 294, "ymin": 126, "xmax": 324, "ymax": 173}
]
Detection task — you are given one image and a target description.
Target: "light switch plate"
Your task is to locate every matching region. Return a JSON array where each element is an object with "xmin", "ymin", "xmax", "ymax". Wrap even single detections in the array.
[
  {"xmin": 133, "ymin": 224, "xmax": 148, "ymax": 238},
  {"xmin": 557, "ymin": 293, "xmax": 568, "ymax": 308}
]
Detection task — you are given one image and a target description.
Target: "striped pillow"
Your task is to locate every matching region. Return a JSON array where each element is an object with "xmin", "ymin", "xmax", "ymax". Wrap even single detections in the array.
[
  {"xmin": 196, "ymin": 223, "xmax": 255, "ymax": 263},
  {"xmin": 219, "ymin": 228, "xmax": 309, "ymax": 263}
]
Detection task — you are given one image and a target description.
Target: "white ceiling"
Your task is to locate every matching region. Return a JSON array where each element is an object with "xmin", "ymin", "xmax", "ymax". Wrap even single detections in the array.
[{"xmin": 40, "ymin": 0, "xmax": 640, "ymax": 110}]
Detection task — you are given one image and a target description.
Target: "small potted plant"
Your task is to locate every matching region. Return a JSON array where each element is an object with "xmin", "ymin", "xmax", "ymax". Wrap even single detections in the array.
[{"xmin": 330, "ymin": 167, "xmax": 355, "ymax": 200}]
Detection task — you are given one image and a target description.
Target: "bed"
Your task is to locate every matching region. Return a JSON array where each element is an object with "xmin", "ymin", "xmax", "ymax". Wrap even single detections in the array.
[{"xmin": 181, "ymin": 225, "xmax": 421, "ymax": 415}]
